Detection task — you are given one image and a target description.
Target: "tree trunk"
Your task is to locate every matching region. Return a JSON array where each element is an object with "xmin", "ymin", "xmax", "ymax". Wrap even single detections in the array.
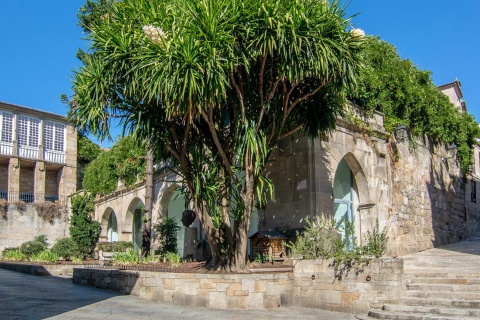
[{"xmin": 141, "ymin": 142, "xmax": 154, "ymax": 258}]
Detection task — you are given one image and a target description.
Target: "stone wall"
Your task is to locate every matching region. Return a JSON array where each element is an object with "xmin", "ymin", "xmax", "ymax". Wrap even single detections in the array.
[
  {"xmin": 73, "ymin": 269, "xmax": 294, "ymax": 310},
  {"xmin": 293, "ymin": 258, "xmax": 403, "ymax": 314},
  {"xmin": 388, "ymin": 137, "xmax": 477, "ymax": 256},
  {"xmin": 0, "ymin": 204, "xmax": 70, "ymax": 251},
  {"xmin": 71, "ymin": 257, "xmax": 402, "ymax": 314}
]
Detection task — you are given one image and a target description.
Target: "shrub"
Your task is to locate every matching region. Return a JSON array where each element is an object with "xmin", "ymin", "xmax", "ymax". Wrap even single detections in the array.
[
  {"xmin": 285, "ymin": 218, "xmax": 340, "ymax": 260},
  {"xmin": 34, "ymin": 202, "xmax": 63, "ymax": 223},
  {"xmin": 70, "ymin": 194, "xmax": 101, "ymax": 258},
  {"xmin": 165, "ymin": 252, "xmax": 181, "ymax": 266},
  {"xmin": 112, "ymin": 249, "xmax": 139, "ymax": 265},
  {"xmin": 34, "ymin": 235, "xmax": 49, "ymax": 247},
  {"xmin": 51, "ymin": 238, "xmax": 79, "ymax": 260},
  {"xmin": 30, "ymin": 250, "xmax": 59, "ymax": 263},
  {"xmin": 97, "ymin": 241, "xmax": 133, "ymax": 252},
  {"xmin": 361, "ymin": 220, "xmax": 388, "ymax": 258},
  {"xmin": 20, "ymin": 241, "xmax": 46, "ymax": 258},
  {"xmin": 154, "ymin": 217, "xmax": 180, "ymax": 256},
  {"xmin": 2, "ymin": 248, "xmax": 26, "ymax": 261}
]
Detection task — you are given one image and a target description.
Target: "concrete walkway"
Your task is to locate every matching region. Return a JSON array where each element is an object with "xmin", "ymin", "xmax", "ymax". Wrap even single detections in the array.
[{"xmin": 0, "ymin": 268, "xmax": 355, "ymax": 320}]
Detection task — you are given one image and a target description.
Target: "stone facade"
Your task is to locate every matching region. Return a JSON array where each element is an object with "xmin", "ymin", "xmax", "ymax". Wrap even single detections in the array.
[
  {"xmin": 0, "ymin": 204, "xmax": 70, "ymax": 250},
  {"xmin": 0, "ymin": 101, "xmax": 76, "ymax": 251}
]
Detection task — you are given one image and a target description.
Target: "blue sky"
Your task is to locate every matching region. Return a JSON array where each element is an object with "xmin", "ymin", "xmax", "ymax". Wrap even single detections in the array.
[{"xmin": 0, "ymin": 1, "xmax": 478, "ymax": 146}]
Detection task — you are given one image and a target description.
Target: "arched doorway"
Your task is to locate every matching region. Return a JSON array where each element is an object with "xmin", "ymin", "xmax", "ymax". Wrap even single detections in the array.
[
  {"xmin": 100, "ymin": 208, "xmax": 118, "ymax": 242},
  {"xmin": 126, "ymin": 198, "xmax": 145, "ymax": 251},
  {"xmin": 166, "ymin": 189, "xmax": 188, "ymax": 257},
  {"xmin": 107, "ymin": 211, "xmax": 118, "ymax": 242},
  {"xmin": 333, "ymin": 158, "xmax": 359, "ymax": 250}
]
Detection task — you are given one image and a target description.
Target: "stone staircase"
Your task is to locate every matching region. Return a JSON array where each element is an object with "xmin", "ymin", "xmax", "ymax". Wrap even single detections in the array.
[{"xmin": 363, "ymin": 233, "xmax": 480, "ymax": 319}]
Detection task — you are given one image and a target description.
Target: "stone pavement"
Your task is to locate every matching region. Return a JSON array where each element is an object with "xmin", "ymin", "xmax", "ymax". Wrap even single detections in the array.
[{"xmin": 0, "ymin": 268, "xmax": 356, "ymax": 320}]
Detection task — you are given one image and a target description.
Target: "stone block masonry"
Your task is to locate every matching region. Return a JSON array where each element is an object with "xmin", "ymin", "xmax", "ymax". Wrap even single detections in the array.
[{"xmin": 72, "ymin": 257, "xmax": 402, "ymax": 314}]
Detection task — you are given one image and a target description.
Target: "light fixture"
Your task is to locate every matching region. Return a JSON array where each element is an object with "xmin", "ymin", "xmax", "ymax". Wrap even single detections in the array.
[
  {"xmin": 394, "ymin": 124, "xmax": 408, "ymax": 142},
  {"xmin": 442, "ymin": 143, "xmax": 458, "ymax": 163}
]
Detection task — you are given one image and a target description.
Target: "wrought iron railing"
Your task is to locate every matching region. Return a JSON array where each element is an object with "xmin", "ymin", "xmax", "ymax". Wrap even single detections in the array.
[{"xmin": 1, "ymin": 191, "xmax": 68, "ymax": 206}]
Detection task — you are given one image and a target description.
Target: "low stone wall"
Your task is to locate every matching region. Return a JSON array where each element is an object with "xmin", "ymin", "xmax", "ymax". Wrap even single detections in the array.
[
  {"xmin": 71, "ymin": 257, "xmax": 403, "ymax": 314},
  {"xmin": 73, "ymin": 268, "xmax": 293, "ymax": 310},
  {"xmin": 293, "ymin": 258, "xmax": 403, "ymax": 314},
  {"xmin": 0, "ymin": 262, "xmax": 76, "ymax": 278}
]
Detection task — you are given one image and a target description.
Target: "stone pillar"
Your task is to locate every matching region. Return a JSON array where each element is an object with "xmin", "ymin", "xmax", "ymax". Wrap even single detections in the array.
[
  {"xmin": 183, "ymin": 227, "xmax": 198, "ymax": 261},
  {"xmin": 8, "ymin": 157, "xmax": 20, "ymax": 202},
  {"xmin": 34, "ymin": 161, "xmax": 46, "ymax": 202}
]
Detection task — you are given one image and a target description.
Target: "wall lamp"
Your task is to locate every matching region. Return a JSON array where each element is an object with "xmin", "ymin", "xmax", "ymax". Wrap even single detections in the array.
[
  {"xmin": 394, "ymin": 124, "xmax": 408, "ymax": 142},
  {"xmin": 442, "ymin": 143, "xmax": 458, "ymax": 162}
]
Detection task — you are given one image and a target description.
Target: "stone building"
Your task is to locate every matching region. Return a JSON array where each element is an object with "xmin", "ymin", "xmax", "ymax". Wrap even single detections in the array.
[
  {"xmin": 0, "ymin": 101, "xmax": 77, "ymax": 203},
  {"xmin": 0, "ymin": 101, "xmax": 77, "ymax": 250},
  {"xmin": 91, "ymin": 100, "xmax": 480, "ymax": 259}
]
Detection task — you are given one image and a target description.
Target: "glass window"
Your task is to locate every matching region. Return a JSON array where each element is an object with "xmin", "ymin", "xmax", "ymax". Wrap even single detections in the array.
[
  {"xmin": 43, "ymin": 121, "xmax": 65, "ymax": 152},
  {"xmin": 1, "ymin": 112, "xmax": 13, "ymax": 143},
  {"xmin": 17, "ymin": 115, "xmax": 39, "ymax": 147}
]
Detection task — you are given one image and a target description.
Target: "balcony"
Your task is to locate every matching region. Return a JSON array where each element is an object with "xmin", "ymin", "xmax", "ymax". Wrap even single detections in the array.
[
  {"xmin": 0, "ymin": 191, "xmax": 68, "ymax": 206},
  {"xmin": 0, "ymin": 142, "xmax": 66, "ymax": 164}
]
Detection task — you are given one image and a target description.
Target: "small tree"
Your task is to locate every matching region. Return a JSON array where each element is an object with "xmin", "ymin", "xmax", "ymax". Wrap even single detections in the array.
[
  {"xmin": 69, "ymin": 194, "xmax": 101, "ymax": 258},
  {"xmin": 154, "ymin": 217, "xmax": 180, "ymax": 256}
]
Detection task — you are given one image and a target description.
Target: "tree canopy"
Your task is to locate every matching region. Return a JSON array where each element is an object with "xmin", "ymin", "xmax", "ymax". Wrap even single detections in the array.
[
  {"xmin": 349, "ymin": 36, "xmax": 480, "ymax": 173},
  {"xmin": 71, "ymin": 0, "xmax": 363, "ymax": 270}
]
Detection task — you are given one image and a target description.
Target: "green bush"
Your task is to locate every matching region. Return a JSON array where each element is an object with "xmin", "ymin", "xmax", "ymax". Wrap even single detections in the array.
[
  {"xmin": 112, "ymin": 249, "xmax": 140, "ymax": 265},
  {"xmin": 154, "ymin": 217, "xmax": 180, "ymax": 256},
  {"xmin": 30, "ymin": 250, "xmax": 59, "ymax": 263},
  {"xmin": 70, "ymin": 194, "xmax": 101, "ymax": 258},
  {"xmin": 2, "ymin": 248, "xmax": 26, "ymax": 261},
  {"xmin": 165, "ymin": 252, "xmax": 181, "ymax": 266},
  {"xmin": 51, "ymin": 238, "xmax": 80, "ymax": 260},
  {"xmin": 20, "ymin": 241, "xmax": 46, "ymax": 258},
  {"xmin": 361, "ymin": 220, "xmax": 388, "ymax": 258},
  {"xmin": 97, "ymin": 241, "xmax": 133, "ymax": 252}
]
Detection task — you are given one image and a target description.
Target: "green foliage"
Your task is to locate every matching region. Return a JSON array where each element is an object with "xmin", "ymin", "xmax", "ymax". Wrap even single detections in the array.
[
  {"xmin": 77, "ymin": 132, "xmax": 102, "ymax": 166},
  {"xmin": 97, "ymin": 241, "xmax": 133, "ymax": 252},
  {"xmin": 82, "ymin": 136, "xmax": 146, "ymax": 196},
  {"xmin": 30, "ymin": 250, "xmax": 59, "ymax": 263},
  {"xmin": 286, "ymin": 217, "xmax": 389, "ymax": 280},
  {"xmin": 165, "ymin": 252, "xmax": 181, "ymax": 266},
  {"xmin": 20, "ymin": 240, "xmax": 46, "ymax": 258},
  {"xmin": 71, "ymin": 0, "xmax": 362, "ymax": 269},
  {"xmin": 285, "ymin": 219, "xmax": 341, "ymax": 260},
  {"xmin": 1, "ymin": 248, "xmax": 26, "ymax": 261},
  {"xmin": 51, "ymin": 238, "xmax": 80, "ymax": 260},
  {"xmin": 361, "ymin": 220, "xmax": 388, "ymax": 258},
  {"xmin": 154, "ymin": 218, "xmax": 180, "ymax": 256},
  {"xmin": 112, "ymin": 249, "xmax": 140, "ymax": 265},
  {"xmin": 349, "ymin": 36, "xmax": 480, "ymax": 174},
  {"xmin": 70, "ymin": 194, "xmax": 101, "ymax": 258}
]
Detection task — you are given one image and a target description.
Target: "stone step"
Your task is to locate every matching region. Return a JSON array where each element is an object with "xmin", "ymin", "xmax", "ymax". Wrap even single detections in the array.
[
  {"xmin": 400, "ymin": 297, "xmax": 480, "ymax": 309},
  {"xmin": 406, "ymin": 278, "xmax": 468, "ymax": 284},
  {"xmin": 381, "ymin": 303, "xmax": 480, "ymax": 317},
  {"xmin": 403, "ymin": 272, "xmax": 480, "ymax": 280},
  {"xmin": 403, "ymin": 267, "xmax": 480, "ymax": 273},
  {"xmin": 367, "ymin": 309, "xmax": 480, "ymax": 320},
  {"xmin": 403, "ymin": 290, "xmax": 480, "ymax": 300},
  {"xmin": 406, "ymin": 283, "xmax": 480, "ymax": 292}
]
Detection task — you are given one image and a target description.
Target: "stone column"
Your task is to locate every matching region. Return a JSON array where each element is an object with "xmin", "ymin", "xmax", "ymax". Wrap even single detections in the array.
[
  {"xmin": 8, "ymin": 157, "xmax": 20, "ymax": 202},
  {"xmin": 183, "ymin": 227, "xmax": 198, "ymax": 261},
  {"xmin": 34, "ymin": 161, "xmax": 46, "ymax": 202}
]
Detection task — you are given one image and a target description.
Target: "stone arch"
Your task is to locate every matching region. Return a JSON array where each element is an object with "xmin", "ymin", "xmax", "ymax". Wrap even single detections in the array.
[
  {"xmin": 125, "ymin": 197, "xmax": 145, "ymax": 250},
  {"xmin": 100, "ymin": 207, "xmax": 115, "ymax": 242},
  {"xmin": 332, "ymin": 152, "xmax": 374, "ymax": 246}
]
